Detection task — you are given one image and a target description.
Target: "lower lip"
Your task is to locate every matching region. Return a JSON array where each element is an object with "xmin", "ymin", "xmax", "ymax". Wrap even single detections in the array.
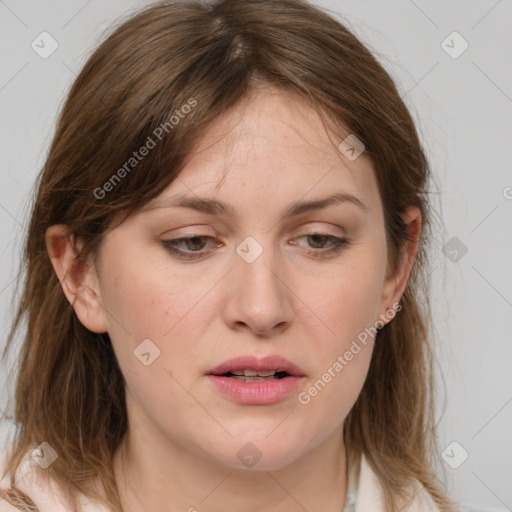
[{"xmin": 206, "ymin": 375, "xmax": 304, "ymax": 405}]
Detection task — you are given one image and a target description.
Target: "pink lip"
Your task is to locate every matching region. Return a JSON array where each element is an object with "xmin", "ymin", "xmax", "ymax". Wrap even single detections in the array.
[
  {"xmin": 207, "ymin": 355, "xmax": 305, "ymax": 377},
  {"xmin": 206, "ymin": 355, "xmax": 306, "ymax": 405}
]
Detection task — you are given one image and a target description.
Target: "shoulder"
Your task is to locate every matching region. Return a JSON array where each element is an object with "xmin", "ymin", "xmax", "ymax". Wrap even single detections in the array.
[
  {"xmin": 0, "ymin": 497, "xmax": 20, "ymax": 512},
  {"xmin": 0, "ymin": 419, "xmax": 24, "ymax": 511},
  {"xmin": 355, "ymin": 453, "xmax": 441, "ymax": 512},
  {"xmin": 0, "ymin": 419, "xmax": 74, "ymax": 512},
  {"xmin": 0, "ymin": 420, "xmax": 108, "ymax": 512}
]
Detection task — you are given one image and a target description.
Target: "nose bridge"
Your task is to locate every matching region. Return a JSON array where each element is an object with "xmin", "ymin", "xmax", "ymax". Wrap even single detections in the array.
[
  {"xmin": 225, "ymin": 233, "xmax": 293, "ymax": 334},
  {"xmin": 236, "ymin": 233, "xmax": 283, "ymax": 299}
]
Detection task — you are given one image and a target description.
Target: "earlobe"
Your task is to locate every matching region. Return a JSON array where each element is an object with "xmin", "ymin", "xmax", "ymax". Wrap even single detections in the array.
[
  {"xmin": 378, "ymin": 206, "xmax": 422, "ymax": 323},
  {"xmin": 45, "ymin": 224, "xmax": 108, "ymax": 334}
]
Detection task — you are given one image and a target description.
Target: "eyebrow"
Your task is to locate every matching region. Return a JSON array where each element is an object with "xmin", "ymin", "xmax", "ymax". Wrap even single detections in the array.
[{"xmin": 140, "ymin": 191, "xmax": 369, "ymax": 217}]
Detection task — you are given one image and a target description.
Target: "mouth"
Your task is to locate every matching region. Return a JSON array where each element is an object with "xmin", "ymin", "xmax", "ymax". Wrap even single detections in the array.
[
  {"xmin": 206, "ymin": 354, "xmax": 305, "ymax": 379},
  {"xmin": 205, "ymin": 355, "xmax": 306, "ymax": 405}
]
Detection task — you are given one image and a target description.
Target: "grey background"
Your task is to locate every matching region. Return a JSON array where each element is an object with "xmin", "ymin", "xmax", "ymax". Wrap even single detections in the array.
[{"xmin": 0, "ymin": 1, "xmax": 511, "ymax": 511}]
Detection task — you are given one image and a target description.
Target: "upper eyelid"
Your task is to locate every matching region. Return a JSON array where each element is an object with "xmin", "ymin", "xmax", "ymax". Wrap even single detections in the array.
[
  {"xmin": 164, "ymin": 231, "xmax": 346, "ymax": 242},
  {"xmin": 164, "ymin": 221, "xmax": 348, "ymax": 238}
]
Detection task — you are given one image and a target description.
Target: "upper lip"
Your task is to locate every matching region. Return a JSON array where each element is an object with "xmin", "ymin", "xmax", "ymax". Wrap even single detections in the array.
[{"xmin": 207, "ymin": 355, "xmax": 306, "ymax": 376}]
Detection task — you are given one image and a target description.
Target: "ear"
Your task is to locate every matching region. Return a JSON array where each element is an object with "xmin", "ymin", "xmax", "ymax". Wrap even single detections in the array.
[
  {"xmin": 378, "ymin": 206, "xmax": 421, "ymax": 323},
  {"xmin": 45, "ymin": 224, "xmax": 108, "ymax": 333}
]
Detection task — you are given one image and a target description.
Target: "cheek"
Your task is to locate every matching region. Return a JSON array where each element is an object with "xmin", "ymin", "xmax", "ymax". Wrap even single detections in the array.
[
  {"xmin": 294, "ymin": 273, "xmax": 380, "ymax": 440},
  {"xmin": 99, "ymin": 256, "xmax": 215, "ymax": 436},
  {"xmin": 98, "ymin": 249, "xmax": 206, "ymax": 372},
  {"xmin": 293, "ymin": 242, "xmax": 386, "ymax": 417},
  {"xmin": 295, "ymin": 344, "xmax": 372, "ymax": 451},
  {"xmin": 307, "ymin": 256, "xmax": 386, "ymax": 350}
]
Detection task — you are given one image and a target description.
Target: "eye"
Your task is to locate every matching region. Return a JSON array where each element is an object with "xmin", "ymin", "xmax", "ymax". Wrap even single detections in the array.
[
  {"xmin": 293, "ymin": 233, "xmax": 350, "ymax": 258},
  {"xmin": 161, "ymin": 235, "xmax": 218, "ymax": 260},
  {"xmin": 161, "ymin": 233, "xmax": 350, "ymax": 261}
]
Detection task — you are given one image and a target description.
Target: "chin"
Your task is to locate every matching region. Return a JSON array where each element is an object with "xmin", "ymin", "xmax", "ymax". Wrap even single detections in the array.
[{"xmin": 204, "ymin": 437, "xmax": 301, "ymax": 472}]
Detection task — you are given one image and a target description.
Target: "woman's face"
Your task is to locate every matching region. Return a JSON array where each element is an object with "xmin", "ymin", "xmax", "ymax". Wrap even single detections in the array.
[{"xmin": 65, "ymin": 87, "xmax": 413, "ymax": 471}]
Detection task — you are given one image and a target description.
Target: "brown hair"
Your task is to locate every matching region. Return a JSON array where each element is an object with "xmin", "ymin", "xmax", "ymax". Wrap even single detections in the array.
[{"xmin": 1, "ymin": 1, "xmax": 458, "ymax": 511}]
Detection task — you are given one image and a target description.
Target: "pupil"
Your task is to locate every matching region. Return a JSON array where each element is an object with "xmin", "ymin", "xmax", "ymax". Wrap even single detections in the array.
[
  {"xmin": 187, "ymin": 237, "xmax": 206, "ymax": 250},
  {"xmin": 309, "ymin": 234, "xmax": 327, "ymax": 248}
]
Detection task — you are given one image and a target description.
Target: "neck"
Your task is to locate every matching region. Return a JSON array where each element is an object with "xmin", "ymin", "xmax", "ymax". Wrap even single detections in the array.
[{"xmin": 113, "ymin": 422, "xmax": 348, "ymax": 512}]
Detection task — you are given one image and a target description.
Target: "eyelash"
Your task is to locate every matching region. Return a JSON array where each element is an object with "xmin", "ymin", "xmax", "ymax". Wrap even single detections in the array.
[{"xmin": 161, "ymin": 233, "xmax": 350, "ymax": 261}]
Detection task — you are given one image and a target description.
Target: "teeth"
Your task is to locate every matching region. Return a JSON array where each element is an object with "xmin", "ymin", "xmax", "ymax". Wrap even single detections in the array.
[
  {"xmin": 254, "ymin": 370, "xmax": 277, "ymax": 377},
  {"xmin": 229, "ymin": 369, "xmax": 277, "ymax": 377},
  {"xmin": 230, "ymin": 375, "xmax": 278, "ymax": 382}
]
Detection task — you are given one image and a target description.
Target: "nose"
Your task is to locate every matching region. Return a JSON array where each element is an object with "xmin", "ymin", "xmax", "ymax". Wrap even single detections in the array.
[{"xmin": 221, "ymin": 242, "xmax": 294, "ymax": 337}]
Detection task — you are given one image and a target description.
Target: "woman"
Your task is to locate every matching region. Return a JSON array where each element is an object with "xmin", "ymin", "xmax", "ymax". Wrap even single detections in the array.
[{"xmin": 0, "ymin": 0, "xmax": 459, "ymax": 510}]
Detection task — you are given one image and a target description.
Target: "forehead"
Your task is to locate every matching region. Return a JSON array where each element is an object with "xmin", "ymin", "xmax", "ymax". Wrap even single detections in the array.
[{"xmin": 148, "ymin": 87, "xmax": 379, "ymax": 212}]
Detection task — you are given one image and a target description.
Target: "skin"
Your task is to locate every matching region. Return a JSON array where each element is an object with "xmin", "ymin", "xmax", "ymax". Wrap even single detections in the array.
[{"xmin": 46, "ymin": 85, "xmax": 420, "ymax": 512}]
